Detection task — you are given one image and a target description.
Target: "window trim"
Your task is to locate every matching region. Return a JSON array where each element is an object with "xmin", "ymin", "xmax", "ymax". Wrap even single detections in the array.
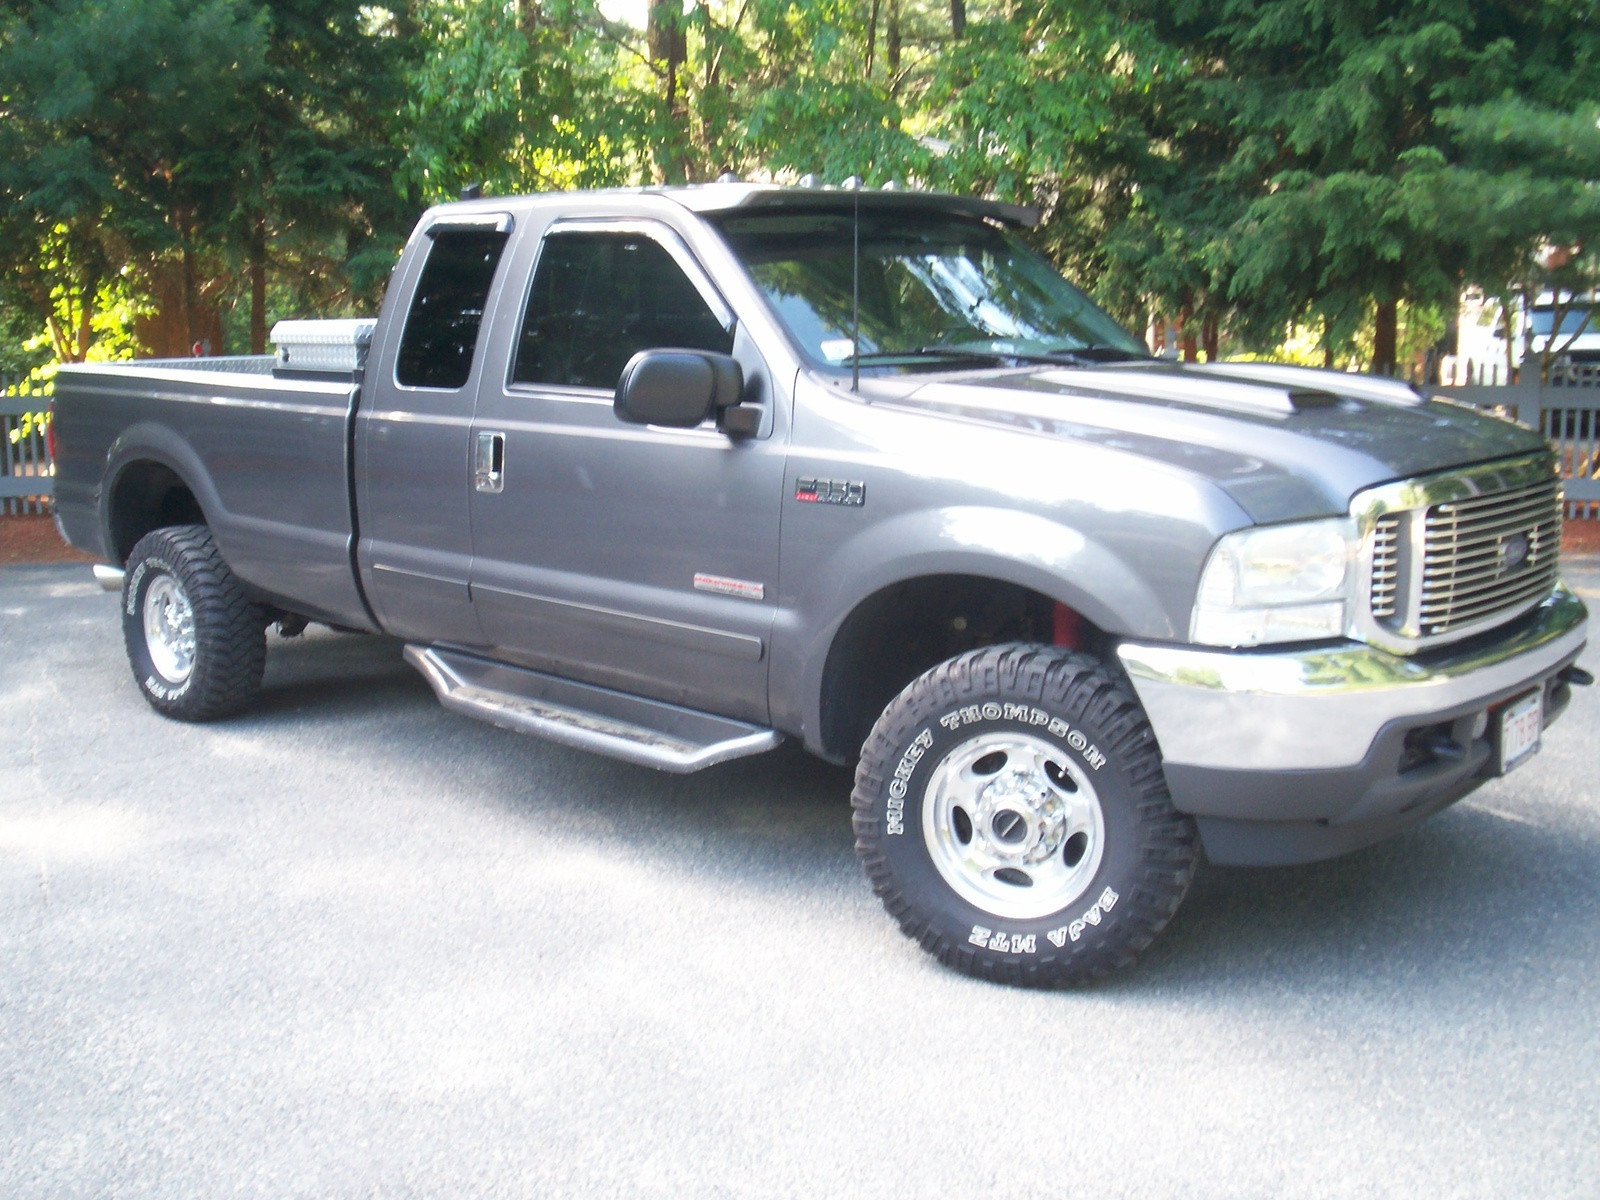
[
  {"xmin": 505, "ymin": 218, "xmax": 737, "ymax": 397},
  {"xmin": 393, "ymin": 218, "xmax": 515, "ymax": 393}
]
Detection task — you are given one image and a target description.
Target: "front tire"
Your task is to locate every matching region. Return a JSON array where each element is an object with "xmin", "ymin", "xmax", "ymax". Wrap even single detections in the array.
[
  {"xmin": 852, "ymin": 643, "xmax": 1197, "ymax": 986},
  {"xmin": 121, "ymin": 525, "xmax": 266, "ymax": 721}
]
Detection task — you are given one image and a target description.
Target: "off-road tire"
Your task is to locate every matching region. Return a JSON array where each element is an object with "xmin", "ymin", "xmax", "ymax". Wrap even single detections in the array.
[
  {"xmin": 121, "ymin": 525, "xmax": 266, "ymax": 722},
  {"xmin": 852, "ymin": 643, "xmax": 1197, "ymax": 986}
]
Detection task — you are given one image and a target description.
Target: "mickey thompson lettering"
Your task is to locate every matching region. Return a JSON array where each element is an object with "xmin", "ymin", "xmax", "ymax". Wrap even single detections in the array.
[
  {"xmin": 937, "ymin": 704, "xmax": 1107, "ymax": 771},
  {"xmin": 885, "ymin": 729, "xmax": 933, "ymax": 835}
]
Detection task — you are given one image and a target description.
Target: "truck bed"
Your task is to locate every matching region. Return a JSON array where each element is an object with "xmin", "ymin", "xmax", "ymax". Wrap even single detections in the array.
[{"xmin": 52, "ymin": 357, "xmax": 374, "ymax": 629}]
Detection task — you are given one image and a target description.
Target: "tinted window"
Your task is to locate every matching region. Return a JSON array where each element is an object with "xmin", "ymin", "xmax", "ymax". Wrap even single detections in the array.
[
  {"xmin": 514, "ymin": 232, "xmax": 733, "ymax": 390},
  {"xmin": 396, "ymin": 229, "xmax": 509, "ymax": 389}
]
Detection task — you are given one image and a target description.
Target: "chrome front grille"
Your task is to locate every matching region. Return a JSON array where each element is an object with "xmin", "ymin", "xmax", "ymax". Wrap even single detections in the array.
[
  {"xmin": 1370, "ymin": 515, "xmax": 1401, "ymax": 619},
  {"xmin": 1359, "ymin": 456, "xmax": 1563, "ymax": 651},
  {"xmin": 1418, "ymin": 479, "xmax": 1562, "ymax": 635}
]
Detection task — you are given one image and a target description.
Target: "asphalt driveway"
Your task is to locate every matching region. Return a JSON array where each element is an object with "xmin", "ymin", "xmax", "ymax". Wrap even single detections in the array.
[{"xmin": 3, "ymin": 560, "xmax": 1598, "ymax": 1198}]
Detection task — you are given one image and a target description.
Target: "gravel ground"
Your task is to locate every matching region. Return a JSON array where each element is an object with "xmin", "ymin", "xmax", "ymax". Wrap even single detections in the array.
[{"xmin": 2, "ymin": 560, "xmax": 1597, "ymax": 1199}]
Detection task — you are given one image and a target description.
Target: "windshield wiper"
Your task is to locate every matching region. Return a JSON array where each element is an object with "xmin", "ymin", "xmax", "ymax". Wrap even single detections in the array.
[
  {"xmin": 846, "ymin": 347, "xmax": 1012, "ymax": 366},
  {"xmin": 844, "ymin": 344, "xmax": 1151, "ymax": 370},
  {"xmin": 1037, "ymin": 344, "xmax": 1150, "ymax": 365}
]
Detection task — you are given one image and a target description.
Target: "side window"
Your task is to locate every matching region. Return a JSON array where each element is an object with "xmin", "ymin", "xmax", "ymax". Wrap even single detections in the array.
[
  {"xmin": 514, "ymin": 232, "xmax": 733, "ymax": 390},
  {"xmin": 396, "ymin": 229, "xmax": 509, "ymax": 389}
]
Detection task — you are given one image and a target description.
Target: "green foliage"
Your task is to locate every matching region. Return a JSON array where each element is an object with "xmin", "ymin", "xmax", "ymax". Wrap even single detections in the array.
[
  {"xmin": 7, "ymin": 408, "xmax": 49, "ymax": 447},
  {"xmin": 1, "ymin": 0, "xmax": 1596, "ymax": 368}
]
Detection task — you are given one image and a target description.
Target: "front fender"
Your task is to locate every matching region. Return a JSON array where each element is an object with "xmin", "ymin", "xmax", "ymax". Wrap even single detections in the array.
[{"xmin": 770, "ymin": 505, "xmax": 1194, "ymax": 751}]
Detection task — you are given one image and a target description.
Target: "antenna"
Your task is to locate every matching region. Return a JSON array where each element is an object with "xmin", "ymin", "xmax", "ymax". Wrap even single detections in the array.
[{"xmin": 849, "ymin": 178, "xmax": 862, "ymax": 393}]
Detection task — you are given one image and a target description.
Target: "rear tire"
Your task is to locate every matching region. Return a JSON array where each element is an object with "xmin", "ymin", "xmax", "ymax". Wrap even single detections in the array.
[
  {"xmin": 852, "ymin": 643, "xmax": 1197, "ymax": 986},
  {"xmin": 121, "ymin": 525, "xmax": 266, "ymax": 721}
]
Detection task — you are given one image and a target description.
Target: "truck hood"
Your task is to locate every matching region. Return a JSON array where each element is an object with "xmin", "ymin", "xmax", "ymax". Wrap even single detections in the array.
[{"xmin": 882, "ymin": 360, "xmax": 1549, "ymax": 523}]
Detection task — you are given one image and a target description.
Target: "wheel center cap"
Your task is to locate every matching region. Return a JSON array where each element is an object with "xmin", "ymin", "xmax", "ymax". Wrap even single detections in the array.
[
  {"xmin": 976, "ymin": 768, "xmax": 1065, "ymax": 859},
  {"xmin": 991, "ymin": 808, "xmax": 1029, "ymax": 843}
]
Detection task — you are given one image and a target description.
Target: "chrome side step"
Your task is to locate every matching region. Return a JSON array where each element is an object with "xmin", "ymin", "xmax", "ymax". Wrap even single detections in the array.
[
  {"xmin": 93, "ymin": 564, "xmax": 126, "ymax": 592},
  {"xmin": 403, "ymin": 645, "xmax": 783, "ymax": 773}
]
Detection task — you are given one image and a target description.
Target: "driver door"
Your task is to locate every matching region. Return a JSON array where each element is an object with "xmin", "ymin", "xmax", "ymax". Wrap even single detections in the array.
[{"xmin": 467, "ymin": 221, "xmax": 786, "ymax": 721}]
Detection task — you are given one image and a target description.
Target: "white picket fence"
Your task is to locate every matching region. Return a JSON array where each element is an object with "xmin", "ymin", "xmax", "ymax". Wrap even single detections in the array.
[
  {"xmin": 1432, "ymin": 374, "xmax": 1600, "ymax": 519},
  {"xmin": 1, "ymin": 379, "xmax": 52, "ymax": 517}
]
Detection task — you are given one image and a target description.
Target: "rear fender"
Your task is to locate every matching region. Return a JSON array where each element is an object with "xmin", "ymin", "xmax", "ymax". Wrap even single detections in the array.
[{"xmin": 101, "ymin": 423, "xmax": 224, "ymax": 564}]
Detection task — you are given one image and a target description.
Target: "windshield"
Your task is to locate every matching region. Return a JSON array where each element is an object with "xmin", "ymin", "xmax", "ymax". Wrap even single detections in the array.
[
  {"xmin": 1530, "ymin": 307, "xmax": 1595, "ymax": 338},
  {"xmin": 711, "ymin": 210, "xmax": 1148, "ymax": 369}
]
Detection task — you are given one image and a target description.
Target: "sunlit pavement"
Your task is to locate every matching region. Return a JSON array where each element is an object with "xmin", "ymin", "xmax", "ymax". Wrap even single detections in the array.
[{"xmin": 3, "ymin": 560, "xmax": 1598, "ymax": 1198}]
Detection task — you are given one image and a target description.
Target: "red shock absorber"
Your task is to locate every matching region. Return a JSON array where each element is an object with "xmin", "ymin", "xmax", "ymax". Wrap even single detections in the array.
[{"xmin": 1052, "ymin": 602, "xmax": 1080, "ymax": 649}]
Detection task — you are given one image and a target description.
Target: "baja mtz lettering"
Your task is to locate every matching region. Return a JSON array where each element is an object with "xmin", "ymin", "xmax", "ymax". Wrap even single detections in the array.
[
  {"xmin": 1047, "ymin": 887, "xmax": 1120, "ymax": 946},
  {"xmin": 969, "ymin": 926, "xmax": 1038, "ymax": 954}
]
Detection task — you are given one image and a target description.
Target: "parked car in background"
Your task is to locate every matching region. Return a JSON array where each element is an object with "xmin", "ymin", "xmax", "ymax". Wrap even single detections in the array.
[{"xmin": 1468, "ymin": 290, "xmax": 1600, "ymax": 379}]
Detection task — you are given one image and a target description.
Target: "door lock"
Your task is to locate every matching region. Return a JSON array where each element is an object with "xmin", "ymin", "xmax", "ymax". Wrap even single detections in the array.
[{"xmin": 474, "ymin": 431, "xmax": 505, "ymax": 493}]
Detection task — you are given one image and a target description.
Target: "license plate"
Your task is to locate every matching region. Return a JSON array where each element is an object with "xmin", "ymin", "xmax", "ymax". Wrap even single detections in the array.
[{"xmin": 1495, "ymin": 690, "xmax": 1543, "ymax": 775}]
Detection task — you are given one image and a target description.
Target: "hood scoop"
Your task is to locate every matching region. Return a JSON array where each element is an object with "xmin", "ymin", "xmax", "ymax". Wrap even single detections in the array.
[
  {"xmin": 1186, "ymin": 361, "xmax": 1424, "ymax": 407},
  {"xmin": 1026, "ymin": 367, "xmax": 1332, "ymax": 419}
]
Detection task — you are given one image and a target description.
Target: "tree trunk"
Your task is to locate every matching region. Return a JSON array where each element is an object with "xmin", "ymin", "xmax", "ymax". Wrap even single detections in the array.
[
  {"xmin": 249, "ymin": 216, "xmax": 267, "ymax": 356},
  {"xmin": 515, "ymin": 0, "xmax": 538, "ymax": 38},
  {"xmin": 647, "ymin": 0, "xmax": 690, "ymax": 182},
  {"xmin": 1178, "ymin": 300, "xmax": 1197, "ymax": 362},
  {"xmin": 887, "ymin": 0, "xmax": 901, "ymax": 74},
  {"xmin": 75, "ymin": 297, "xmax": 93, "ymax": 361},
  {"xmin": 1201, "ymin": 313, "xmax": 1219, "ymax": 363},
  {"xmin": 182, "ymin": 246, "xmax": 199, "ymax": 353},
  {"xmin": 950, "ymin": 0, "xmax": 965, "ymax": 39},
  {"xmin": 867, "ymin": 0, "xmax": 880, "ymax": 74},
  {"xmin": 1372, "ymin": 298, "xmax": 1398, "ymax": 375}
]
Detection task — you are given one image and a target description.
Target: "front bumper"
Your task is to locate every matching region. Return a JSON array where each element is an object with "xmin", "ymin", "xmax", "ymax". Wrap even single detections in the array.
[{"xmin": 1116, "ymin": 585, "xmax": 1588, "ymax": 865}]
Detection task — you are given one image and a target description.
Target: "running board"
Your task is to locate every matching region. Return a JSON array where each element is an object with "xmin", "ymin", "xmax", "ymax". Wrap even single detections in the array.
[{"xmin": 403, "ymin": 645, "xmax": 783, "ymax": 773}]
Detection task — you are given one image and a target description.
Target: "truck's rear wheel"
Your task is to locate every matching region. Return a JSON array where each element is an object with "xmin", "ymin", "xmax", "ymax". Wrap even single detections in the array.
[
  {"xmin": 852, "ymin": 643, "xmax": 1198, "ymax": 986},
  {"xmin": 121, "ymin": 525, "xmax": 265, "ymax": 721}
]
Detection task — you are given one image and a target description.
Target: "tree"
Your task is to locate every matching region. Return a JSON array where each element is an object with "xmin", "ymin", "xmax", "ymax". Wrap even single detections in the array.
[
  {"xmin": 1419, "ymin": 98, "xmax": 1600, "ymax": 380},
  {"xmin": 0, "ymin": 0, "xmax": 267, "ymax": 359},
  {"xmin": 1141, "ymin": 0, "xmax": 1600, "ymax": 370},
  {"xmin": 233, "ymin": 0, "xmax": 414, "ymax": 349}
]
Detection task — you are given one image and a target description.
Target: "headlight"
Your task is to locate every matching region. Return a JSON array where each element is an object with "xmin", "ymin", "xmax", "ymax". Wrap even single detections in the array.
[{"xmin": 1190, "ymin": 518, "xmax": 1356, "ymax": 647}]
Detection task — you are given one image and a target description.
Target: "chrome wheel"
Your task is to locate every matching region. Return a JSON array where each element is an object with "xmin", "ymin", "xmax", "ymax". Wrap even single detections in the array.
[
  {"xmin": 921, "ymin": 731, "xmax": 1105, "ymax": 921},
  {"xmin": 142, "ymin": 574, "xmax": 196, "ymax": 684}
]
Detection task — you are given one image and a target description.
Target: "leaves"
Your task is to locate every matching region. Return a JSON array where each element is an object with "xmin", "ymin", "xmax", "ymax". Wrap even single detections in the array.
[{"xmin": 1, "ymin": 0, "xmax": 1596, "ymax": 366}]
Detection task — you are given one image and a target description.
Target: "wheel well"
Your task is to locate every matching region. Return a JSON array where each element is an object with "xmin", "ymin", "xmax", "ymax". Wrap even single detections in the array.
[
  {"xmin": 818, "ymin": 575, "xmax": 1107, "ymax": 763},
  {"xmin": 108, "ymin": 461, "xmax": 206, "ymax": 564}
]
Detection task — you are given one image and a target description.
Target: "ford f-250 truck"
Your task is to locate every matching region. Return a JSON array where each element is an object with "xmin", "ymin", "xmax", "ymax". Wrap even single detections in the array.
[{"xmin": 52, "ymin": 183, "xmax": 1591, "ymax": 986}]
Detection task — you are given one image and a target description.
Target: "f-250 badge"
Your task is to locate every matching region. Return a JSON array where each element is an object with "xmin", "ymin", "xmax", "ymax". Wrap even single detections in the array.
[{"xmin": 795, "ymin": 478, "xmax": 865, "ymax": 506}]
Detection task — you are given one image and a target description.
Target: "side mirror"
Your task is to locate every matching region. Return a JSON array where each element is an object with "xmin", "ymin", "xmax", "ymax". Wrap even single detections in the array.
[{"xmin": 614, "ymin": 349, "xmax": 744, "ymax": 429}]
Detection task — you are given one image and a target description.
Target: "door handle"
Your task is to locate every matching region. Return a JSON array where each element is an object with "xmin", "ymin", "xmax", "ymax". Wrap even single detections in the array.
[{"xmin": 474, "ymin": 431, "xmax": 505, "ymax": 493}]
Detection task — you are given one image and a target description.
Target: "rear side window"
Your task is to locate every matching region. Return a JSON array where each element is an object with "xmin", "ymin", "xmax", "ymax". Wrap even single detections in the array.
[
  {"xmin": 514, "ymin": 232, "xmax": 732, "ymax": 390},
  {"xmin": 396, "ymin": 229, "xmax": 509, "ymax": 389}
]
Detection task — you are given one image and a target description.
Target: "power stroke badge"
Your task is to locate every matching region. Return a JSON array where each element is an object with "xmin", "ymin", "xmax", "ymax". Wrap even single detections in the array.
[{"xmin": 794, "ymin": 478, "xmax": 865, "ymax": 506}]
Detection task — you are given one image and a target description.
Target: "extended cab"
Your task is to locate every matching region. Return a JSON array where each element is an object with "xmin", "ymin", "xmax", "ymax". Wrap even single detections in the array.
[{"xmin": 52, "ymin": 185, "xmax": 1591, "ymax": 985}]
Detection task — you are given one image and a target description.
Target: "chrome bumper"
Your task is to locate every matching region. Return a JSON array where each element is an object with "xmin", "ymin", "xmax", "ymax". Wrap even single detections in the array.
[{"xmin": 1117, "ymin": 585, "xmax": 1588, "ymax": 772}]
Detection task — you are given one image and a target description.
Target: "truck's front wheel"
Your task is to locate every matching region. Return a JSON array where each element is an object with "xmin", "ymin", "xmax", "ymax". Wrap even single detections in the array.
[
  {"xmin": 122, "ymin": 525, "xmax": 266, "ymax": 722},
  {"xmin": 852, "ymin": 643, "xmax": 1198, "ymax": 986}
]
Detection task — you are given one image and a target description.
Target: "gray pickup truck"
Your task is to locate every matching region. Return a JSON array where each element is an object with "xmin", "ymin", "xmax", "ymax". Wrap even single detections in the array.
[{"xmin": 53, "ymin": 184, "xmax": 1590, "ymax": 985}]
